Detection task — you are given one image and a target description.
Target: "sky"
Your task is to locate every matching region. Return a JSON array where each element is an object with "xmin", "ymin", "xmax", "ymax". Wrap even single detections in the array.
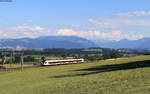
[{"xmin": 0, "ymin": 0, "xmax": 150, "ymax": 41}]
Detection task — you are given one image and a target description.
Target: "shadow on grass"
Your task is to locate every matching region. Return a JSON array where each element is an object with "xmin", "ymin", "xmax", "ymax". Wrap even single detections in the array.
[{"xmin": 51, "ymin": 60, "xmax": 150, "ymax": 78}]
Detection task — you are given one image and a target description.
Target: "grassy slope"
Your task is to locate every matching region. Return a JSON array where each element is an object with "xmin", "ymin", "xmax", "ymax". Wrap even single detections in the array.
[{"xmin": 0, "ymin": 55, "xmax": 150, "ymax": 94}]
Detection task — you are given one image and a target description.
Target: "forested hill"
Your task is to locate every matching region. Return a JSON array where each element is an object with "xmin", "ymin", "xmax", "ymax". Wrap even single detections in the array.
[{"xmin": 0, "ymin": 36, "xmax": 97, "ymax": 49}]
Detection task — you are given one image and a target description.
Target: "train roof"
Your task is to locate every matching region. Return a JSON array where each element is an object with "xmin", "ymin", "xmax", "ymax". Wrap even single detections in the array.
[{"xmin": 45, "ymin": 58, "xmax": 84, "ymax": 62}]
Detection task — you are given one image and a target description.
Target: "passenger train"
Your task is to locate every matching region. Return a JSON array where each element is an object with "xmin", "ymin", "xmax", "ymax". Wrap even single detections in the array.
[{"xmin": 41, "ymin": 58, "xmax": 84, "ymax": 66}]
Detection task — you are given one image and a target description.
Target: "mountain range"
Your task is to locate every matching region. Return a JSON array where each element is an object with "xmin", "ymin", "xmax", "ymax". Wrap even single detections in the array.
[
  {"xmin": 0, "ymin": 36, "xmax": 150, "ymax": 50},
  {"xmin": 0, "ymin": 36, "xmax": 97, "ymax": 49},
  {"xmin": 96, "ymin": 38, "xmax": 150, "ymax": 50}
]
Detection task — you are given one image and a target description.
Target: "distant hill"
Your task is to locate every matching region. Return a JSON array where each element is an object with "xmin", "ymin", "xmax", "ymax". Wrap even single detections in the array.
[
  {"xmin": 0, "ymin": 36, "xmax": 97, "ymax": 49},
  {"xmin": 97, "ymin": 38, "xmax": 150, "ymax": 50},
  {"xmin": 1, "ymin": 36, "xmax": 150, "ymax": 50}
]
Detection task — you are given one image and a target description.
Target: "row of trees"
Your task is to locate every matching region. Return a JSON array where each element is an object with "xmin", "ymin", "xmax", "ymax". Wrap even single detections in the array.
[
  {"xmin": 0, "ymin": 53, "xmax": 123, "ymax": 65},
  {"xmin": 83, "ymin": 53, "xmax": 123, "ymax": 61}
]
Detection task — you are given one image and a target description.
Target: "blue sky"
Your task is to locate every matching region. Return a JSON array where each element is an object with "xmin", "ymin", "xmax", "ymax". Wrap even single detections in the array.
[{"xmin": 0, "ymin": 0, "xmax": 150, "ymax": 41}]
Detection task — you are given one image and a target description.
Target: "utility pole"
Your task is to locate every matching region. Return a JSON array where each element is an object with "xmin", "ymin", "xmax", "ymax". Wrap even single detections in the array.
[
  {"xmin": 4, "ymin": 55, "xmax": 7, "ymax": 72},
  {"xmin": 1, "ymin": 51, "xmax": 24, "ymax": 71},
  {"xmin": 10, "ymin": 52, "xmax": 13, "ymax": 67},
  {"xmin": 21, "ymin": 53, "xmax": 24, "ymax": 70},
  {"xmin": 2, "ymin": 52, "xmax": 8, "ymax": 67},
  {"xmin": 3, "ymin": 55, "xmax": 6, "ymax": 66}
]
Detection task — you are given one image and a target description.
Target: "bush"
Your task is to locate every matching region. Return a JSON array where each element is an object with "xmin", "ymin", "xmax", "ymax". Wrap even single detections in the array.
[
  {"xmin": 24, "ymin": 56, "xmax": 35, "ymax": 62},
  {"xmin": 84, "ymin": 55, "xmax": 102, "ymax": 61}
]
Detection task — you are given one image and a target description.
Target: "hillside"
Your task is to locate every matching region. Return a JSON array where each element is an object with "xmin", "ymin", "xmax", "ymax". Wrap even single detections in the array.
[
  {"xmin": 0, "ymin": 55, "xmax": 150, "ymax": 94},
  {"xmin": 97, "ymin": 38, "xmax": 150, "ymax": 49},
  {"xmin": 0, "ymin": 36, "xmax": 97, "ymax": 49}
]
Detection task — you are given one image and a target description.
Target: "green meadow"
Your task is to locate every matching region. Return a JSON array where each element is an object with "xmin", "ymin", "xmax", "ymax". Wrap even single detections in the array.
[{"xmin": 0, "ymin": 55, "xmax": 150, "ymax": 94}]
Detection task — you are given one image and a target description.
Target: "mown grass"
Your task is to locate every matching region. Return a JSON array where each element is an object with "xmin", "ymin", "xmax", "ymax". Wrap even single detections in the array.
[{"xmin": 0, "ymin": 55, "xmax": 150, "ymax": 94}]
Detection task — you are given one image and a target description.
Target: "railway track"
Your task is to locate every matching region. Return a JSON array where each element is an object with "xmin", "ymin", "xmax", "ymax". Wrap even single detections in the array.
[
  {"xmin": 0, "ymin": 65, "xmax": 42, "ymax": 72},
  {"xmin": 0, "ymin": 62, "xmax": 82, "ymax": 72}
]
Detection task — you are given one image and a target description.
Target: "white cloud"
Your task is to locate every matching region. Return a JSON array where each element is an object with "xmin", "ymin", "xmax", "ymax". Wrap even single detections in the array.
[
  {"xmin": 88, "ymin": 18, "xmax": 118, "ymax": 29},
  {"xmin": 56, "ymin": 29, "xmax": 144, "ymax": 41},
  {"xmin": 0, "ymin": 25, "xmax": 52, "ymax": 39},
  {"xmin": 0, "ymin": 24, "xmax": 145, "ymax": 41},
  {"xmin": 57, "ymin": 24, "xmax": 80, "ymax": 28},
  {"xmin": 125, "ymin": 34, "xmax": 144, "ymax": 40},
  {"xmin": 89, "ymin": 11, "xmax": 150, "ymax": 29},
  {"xmin": 8, "ymin": 25, "xmax": 45, "ymax": 32},
  {"xmin": 89, "ymin": 17, "xmax": 150, "ymax": 29},
  {"xmin": 57, "ymin": 29, "xmax": 78, "ymax": 36},
  {"xmin": 117, "ymin": 11, "xmax": 150, "ymax": 17}
]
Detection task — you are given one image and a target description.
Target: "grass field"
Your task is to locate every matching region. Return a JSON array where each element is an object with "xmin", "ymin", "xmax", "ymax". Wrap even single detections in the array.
[{"xmin": 0, "ymin": 55, "xmax": 150, "ymax": 94}]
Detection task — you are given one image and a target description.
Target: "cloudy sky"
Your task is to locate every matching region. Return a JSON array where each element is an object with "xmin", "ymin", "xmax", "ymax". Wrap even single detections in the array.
[{"xmin": 0, "ymin": 0, "xmax": 150, "ymax": 41}]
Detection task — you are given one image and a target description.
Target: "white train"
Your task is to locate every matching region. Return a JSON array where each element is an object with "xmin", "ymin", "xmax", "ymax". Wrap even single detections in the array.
[{"xmin": 41, "ymin": 58, "xmax": 84, "ymax": 66}]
